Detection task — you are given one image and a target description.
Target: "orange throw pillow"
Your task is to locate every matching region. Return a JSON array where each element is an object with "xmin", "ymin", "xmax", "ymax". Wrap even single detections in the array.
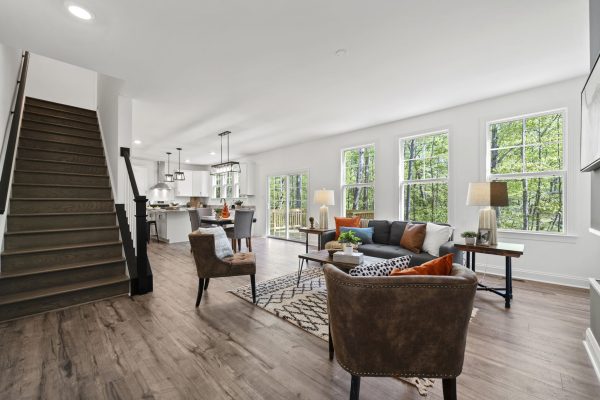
[
  {"xmin": 399, "ymin": 223, "xmax": 426, "ymax": 253},
  {"xmin": 335, "ymin": 216, "xmax": 361, "ymax": 239},
  {"xmin": 390, "ymin": 253, "xmax": 454, "ymax": 276}
]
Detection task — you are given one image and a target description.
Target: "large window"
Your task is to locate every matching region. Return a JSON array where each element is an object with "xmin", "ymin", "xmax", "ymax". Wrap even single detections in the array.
[
  {"xmin": 342, "ymin": 145, "xmax": 375, "ymax": 219},
  {"xmin": 487, "ymin": 111, "xmax": 566, "ymax": 233},
  {"xmin": 212, "ymin": 172, "xmax": 239, "ymax": 199},
  {"xmin": 400, "ymin": 131, "xmax": 449, "ymax": 223}
]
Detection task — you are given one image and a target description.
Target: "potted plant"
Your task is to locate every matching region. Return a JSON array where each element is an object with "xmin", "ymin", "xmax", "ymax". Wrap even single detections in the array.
[
  {"xmin": 338, "ymin": 230, "xmax": 361, "ymax": 255},
  {"xmin": 214, "ymin": 208, "xmax": 223, "ymax": 219},
  {"xmin": 461, "ymin": 231, "xmax": 477, "ymax": 245}
]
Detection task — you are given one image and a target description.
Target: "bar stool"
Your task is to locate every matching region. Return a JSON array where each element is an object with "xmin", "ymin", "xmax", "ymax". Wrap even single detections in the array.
[{"xmin": 147, "ymin": 220, "xmax": 159, "ymax": 243}]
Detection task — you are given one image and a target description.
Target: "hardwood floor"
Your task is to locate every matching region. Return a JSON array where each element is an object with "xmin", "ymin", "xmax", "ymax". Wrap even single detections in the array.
[{"xmin": 0, "ymin": 237, "xmax": 598, "ymax": 399}]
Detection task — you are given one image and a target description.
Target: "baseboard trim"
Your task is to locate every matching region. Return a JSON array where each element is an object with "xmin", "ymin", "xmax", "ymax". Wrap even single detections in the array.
[
  {"xmin": 584, "ymin": 328, "xmax": 600, "ymax": 383},
  {"xmin": 472, "ymin": 262, "xmax": 588, "ymax": 288}
]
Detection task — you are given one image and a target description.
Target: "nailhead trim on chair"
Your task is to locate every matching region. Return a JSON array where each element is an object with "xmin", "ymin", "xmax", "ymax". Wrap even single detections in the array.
[
  {"xmin": 336, "ymin": 359, "xmax": 458, "ymax": 378},
  {"xmin": 328, "ymin": 276, "xmax": 476, "ymax": 290}
]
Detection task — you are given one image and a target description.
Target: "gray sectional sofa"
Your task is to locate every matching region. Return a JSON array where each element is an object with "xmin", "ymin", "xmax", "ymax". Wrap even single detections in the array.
[{"xmin": 320, "ymin": 219, "xmax": 463, "ymax": 266}]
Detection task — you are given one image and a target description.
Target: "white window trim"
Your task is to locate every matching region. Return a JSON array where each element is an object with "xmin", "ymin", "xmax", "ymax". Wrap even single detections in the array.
[
  {"xmin": 485, "ymin": 108, "xmax": 568, "ymax": 234},
  {"xmin": 399, "ymin": 130, "xmax": 449, "ymax": 222},
  {"xmin": 265, "ymin": 170, "xmax": 310, "ymax": 241},
  {"xmin": 340, "ymin": 144, "xmax": 375, "ymax": 217}
]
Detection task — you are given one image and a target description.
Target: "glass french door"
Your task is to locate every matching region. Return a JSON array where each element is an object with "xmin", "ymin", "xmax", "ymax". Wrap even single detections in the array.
[{"xmin": 268, "ymin": 172, "xmax": 308, "ymax": 241}]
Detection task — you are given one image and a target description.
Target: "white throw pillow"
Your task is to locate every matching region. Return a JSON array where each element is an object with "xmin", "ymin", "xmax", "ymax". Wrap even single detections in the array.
[
  {"xmin": 196, "ymin": 227, "xmax": 234, "ymax": 259},
  {"xmin": 422, "ymin": 223, "xmax": 453, "ymax": 257}
]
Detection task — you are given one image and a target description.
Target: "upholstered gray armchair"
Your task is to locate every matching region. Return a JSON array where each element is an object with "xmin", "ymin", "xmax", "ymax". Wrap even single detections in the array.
[{"xmin": 324, "ymin": 264, "xmax": 477, "ymax": 400}]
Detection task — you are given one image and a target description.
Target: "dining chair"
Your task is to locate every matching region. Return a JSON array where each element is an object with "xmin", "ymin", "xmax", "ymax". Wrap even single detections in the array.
[
  {"xmin": 231, "ymin": 209, "xmax": 254, "ymax": 252},
  {"xmin": 195, "ymin": 208, "xmax": 214, "ymax": 227},
  {"xmin": 188, "ymin": 210, "xmax": 201, "ymax": 231}
]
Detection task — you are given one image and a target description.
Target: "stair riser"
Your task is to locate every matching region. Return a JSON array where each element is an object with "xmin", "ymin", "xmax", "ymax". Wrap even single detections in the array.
[
  {"xmin": 0, "ymin": 262, "xmax": 126, "ymax": 295},
  {"xmin": 21, "ymin": 120, "xmax": 100, "ymax": 137},
  {"xmin": 25, "ymin": 105, "xmax": 98, "ymax": 124},
  {"xmin": 4, "ymin": 228, "xmax": 119, "ymax": 250},
  {"xmin": 19, "ymin": 138, "xmax": 104, "ymax": 156},
  {"xmin": 14, "ymin": 171, "xmax": 110, "ymax": 186},
  {"xmin": 20, "ymin": 125, "xmax": 100, "ymax": 140},
  {"xmin": 15, "ymin": 159, "xmax": 107, "ymax": 175},
  {"xmin": 17, "ymin": 148, "xmax": 105, "ymax": 165},
  {"xmin": 24, "ymin": 112, "xmax": 99, "ymax": 130},
  {"xmin": 25, "ymin": 98, "xmax": 97, "ymax": 117},
  {"xmin": 0, "ymin": 280, "xmax": 129, "ymax": 322},
  {"xmin": 10, "ymin": 199, "xmax": 114, "ymax": 214},
  {"xmin": 12, "ymin": 185, "xmax": 112, "ymax": 199},
  {"xmin": 21, "ymin": 130, "xmax": 101, "ymax": 147},
  {"xmin": 1, "ymin": 244, "xmax": 123, "ymax": 272},
  {"xmin": 7, "ymin": 213, "xmax": 117, "ymax": 232}
]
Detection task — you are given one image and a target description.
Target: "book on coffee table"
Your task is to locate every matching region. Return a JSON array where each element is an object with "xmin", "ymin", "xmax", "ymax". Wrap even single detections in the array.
[{"xmin": 332, "ymin": 251, "xmax": 364, "ymax": 265}]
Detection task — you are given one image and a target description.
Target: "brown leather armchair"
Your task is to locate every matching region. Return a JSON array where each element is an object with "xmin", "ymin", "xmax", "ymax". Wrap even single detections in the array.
[
  {"xmin": 324, "ymin": 263, "xmax": 477, "ymax": 400},
  {"xmin": 189, "ymin": 231, "xmax": 257, "ymax": 306}
]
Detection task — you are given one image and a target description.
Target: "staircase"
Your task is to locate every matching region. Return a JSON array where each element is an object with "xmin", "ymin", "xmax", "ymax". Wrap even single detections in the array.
[{"xmin": 0, "ymin": 97, "xmax": 129, "ymax": 321}]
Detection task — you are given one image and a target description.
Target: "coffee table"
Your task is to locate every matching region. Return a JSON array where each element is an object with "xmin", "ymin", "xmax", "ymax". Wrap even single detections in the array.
[{"xmin": 297, "ymin": 249, "xmax": 384, "ymax": 286}]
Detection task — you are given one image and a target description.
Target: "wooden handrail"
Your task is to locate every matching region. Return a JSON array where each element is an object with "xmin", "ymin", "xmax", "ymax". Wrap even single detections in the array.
[
  {"xmin": 119, "ymin": 147, "xmax": 153, "ymax": 295},
  {"xmin": 0, "ymin": 51, "xmax": 29, "ymax": 214}
]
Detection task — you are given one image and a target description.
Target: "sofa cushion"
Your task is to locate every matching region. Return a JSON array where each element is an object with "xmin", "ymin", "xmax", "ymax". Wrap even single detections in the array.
[
  {"xmin": 349, "ymin": 255, "xmax": 411, "ymax": 277},
  {"xmin": 340, "ymin": 226, "xmax": 374, "ymax": 244},
  {"xmin": 400, "ymin": 223, "xmax": 427, "ymax": 253},
  {"xmin": 358, "ymin": 243, "xmax": 412, "ymax": 259},
  {"xmin": 368, "ymin": 220, "xmax": 391, "ymax": 244},
  {"xmin": 388, "ymin": 221, "xmax": 408, "ymax": 245},
  {"xmin": 335, "ymin": 216, "xmax": 361, "ymax": 239}
]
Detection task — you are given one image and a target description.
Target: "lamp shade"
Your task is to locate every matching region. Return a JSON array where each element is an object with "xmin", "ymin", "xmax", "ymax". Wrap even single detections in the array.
[
  {"xmin": 314, "ymin": 189, "xmax": 335, "ymax": 206},
  {"xmin": 466, "ymin": 182, "xmax": 508, "ymax": 207}
]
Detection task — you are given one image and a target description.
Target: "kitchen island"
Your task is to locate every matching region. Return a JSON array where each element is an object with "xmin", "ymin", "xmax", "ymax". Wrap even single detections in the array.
[{"xmin": 148, "ymin": 209, "xmax": 192, "ymax": 243}]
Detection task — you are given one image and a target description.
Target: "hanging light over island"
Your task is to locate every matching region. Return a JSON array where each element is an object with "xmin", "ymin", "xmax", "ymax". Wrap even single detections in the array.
[
  {"xmin": 164, "ymin": 152, "xmax": 174, "ymax": 182},
  {"xmin": 174, "ymin": 147, "xmax": 185, "ymax": 181}
]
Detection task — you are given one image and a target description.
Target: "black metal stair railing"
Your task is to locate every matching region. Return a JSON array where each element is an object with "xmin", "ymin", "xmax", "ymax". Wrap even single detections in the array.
[
  {"xmin": 0, "ymin": 51, "xmax": 29, "ymax": 215},
  {"xmin": 117, "ymin": 147, "xmax": 153, "ymax": 295}
]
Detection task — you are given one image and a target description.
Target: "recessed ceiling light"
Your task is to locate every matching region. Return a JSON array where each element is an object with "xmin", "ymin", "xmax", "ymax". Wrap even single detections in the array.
[
  {"xmin": 335, "ymin": 48, "xmax": 348, "ymax": 56},
  {"xmin": 209, "ymin": 151, "xmax": 216, "ymax": 156},
  {"xmin": 185, "ymin": 159, "xmax": 190, "ymax": 163},
  {"xmin": 133, "ymin": 140, "xmax": 142, "ymax": 145},
  {"xmin": 67, "ymin": 4, "xmax": 94, "ymax": 20}
]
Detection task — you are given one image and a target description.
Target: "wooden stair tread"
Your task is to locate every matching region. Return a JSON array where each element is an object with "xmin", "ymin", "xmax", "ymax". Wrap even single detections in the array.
[
  {"xmin": 14, "ymin": 169, "xmax": 108, "ymax": 178},
  {"xmin": 2, "ymin": 240, "xmax": 122, "ymax": 256},
  {"xmin": 17, "ymin": 146, "xmax": 105, "ymax": 159},
  {"xmin": 25, "ymin": 97, "xmax": 96, "ymax": 115},
  {"xmin": 0, "ymin": 275, "xmax": 128, "ymax": 306},
  {"xmin": 5, "ymin": 225, "xmax": 119, "ymax": 236},
  {"xmin": 21, "ymin": 126, "xmax": 101, "ymax": 140},
  {"xmin": 11, "ymin": 198, "xmax": 113, "ymax": 202},
  {"xmin": 0, "ymin": 257, "xmax": 126, "ymax": 279},
  {"xmin": 12, "ymin": 183, "xmax": 109, "ymax": 189},
  {"xmin": 16, "ymin": 157, "xmax": 106, "ymax": 167},
  {"xmin": 19, "ymin": 136, "xmax": 103, "ymax": 149},
  {"xmin": 9, "ymin": 211, "xmax": 116, "ymax": 217},
  {"xmin": 23, "ymin": 111, "xmax": 99, "ymax": 127}
]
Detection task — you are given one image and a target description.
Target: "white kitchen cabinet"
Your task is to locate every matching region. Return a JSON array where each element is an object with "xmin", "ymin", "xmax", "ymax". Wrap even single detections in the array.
[
  {"xmin": 239, "ymin": 162, "xmax": 255, "ymax": 196},
  {"xmin": 174, "ymin": 169, "xmax": 194, "ymax": 196},
  {"xmin": 192, "ymin": 171, "xmax": 210, "ymax": 197}
]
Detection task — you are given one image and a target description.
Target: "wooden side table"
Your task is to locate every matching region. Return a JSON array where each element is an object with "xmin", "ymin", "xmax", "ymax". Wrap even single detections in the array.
[
  {"xmin": 454, "ymin": 241, "xmax": 524, "ymax": 308},
  {"xmin": 297, "ymin": 227, "xmax": 333, "ymax": 253}
]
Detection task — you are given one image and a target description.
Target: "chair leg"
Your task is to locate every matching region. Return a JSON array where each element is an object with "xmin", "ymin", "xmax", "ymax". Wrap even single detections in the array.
[
  {"xmin": 250, "ymin": 274, "xmax": 256, "ymax": 304},
  {"xmin": 349, "ymin": 375, "xmax": 361, "ymax": 400},
  {"xmin": 204, "ymin": 278, "xmax": 210, "ymax": 290},
  {"xmin": 442, "ymin": 378, "xmax": 457, "ymax": 400},
  {"xmin": 195, "ymin": 278, "xmax": 204, "ymax": 307},
  {"xmin": 246, "ymin": 237, "xmax": 252, "ymax": 252},
  {"xmin": 232, "ymin": 238, "xmax": 237, "ymax": 253},
  {"xmin": 237, "ymin": 239, "xmax": 242, "ymax": 252}
]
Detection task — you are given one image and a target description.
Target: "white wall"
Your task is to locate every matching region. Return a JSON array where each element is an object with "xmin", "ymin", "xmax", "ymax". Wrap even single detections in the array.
[
  {"xmin": 25, "ymin": 53, "xmax": 97, "ymax": 110},
  {"xmin": 248, "ymin": 76, "xmax": 599, "ymax": 288}
]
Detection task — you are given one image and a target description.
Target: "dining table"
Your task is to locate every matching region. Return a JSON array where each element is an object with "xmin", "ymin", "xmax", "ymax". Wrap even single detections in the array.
[{"xmin": 200, "ymin": 216, "xmax": 257, "ymax": 226}]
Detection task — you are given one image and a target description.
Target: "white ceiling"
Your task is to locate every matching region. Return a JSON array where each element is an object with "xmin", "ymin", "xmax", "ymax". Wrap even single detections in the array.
[{"xmin": 0, "ymin": 0, "xmax": 590, "ymax": 164}]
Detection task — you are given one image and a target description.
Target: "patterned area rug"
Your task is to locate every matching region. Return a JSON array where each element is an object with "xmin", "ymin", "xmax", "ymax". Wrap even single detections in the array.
[{"xmin": 230, "ymin": 266, "xmax": 478, "ymax": 397}]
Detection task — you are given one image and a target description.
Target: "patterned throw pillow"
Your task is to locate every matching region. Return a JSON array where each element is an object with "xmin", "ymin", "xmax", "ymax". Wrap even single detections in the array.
[{"xmin": 349, "ymin": 255, "xmax": 412, "ymax": 277}]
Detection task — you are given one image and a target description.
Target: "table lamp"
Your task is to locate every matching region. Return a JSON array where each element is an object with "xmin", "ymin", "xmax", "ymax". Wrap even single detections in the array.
[
  {"xmin": 314, "ymin": 189, "xmax": 335, "ymax": 229},
  {"xmin": 466, "ymin": 182, "xmax": 508, "ymax": 246}
]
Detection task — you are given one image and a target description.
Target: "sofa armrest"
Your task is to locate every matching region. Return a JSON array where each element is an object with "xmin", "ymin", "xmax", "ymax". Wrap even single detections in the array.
[
  {"xmin": 320, "ymin": 230, "xmax": 336, "ymax": 248},
  {"xmin": 439, "ymin": 241, "xmax": 464, "ymax": 265}
]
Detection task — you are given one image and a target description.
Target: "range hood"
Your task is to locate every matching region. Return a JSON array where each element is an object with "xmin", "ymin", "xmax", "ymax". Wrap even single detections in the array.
[{"xmin": 149, "ymin": 161, "xmax": 172, "ymax": 191}]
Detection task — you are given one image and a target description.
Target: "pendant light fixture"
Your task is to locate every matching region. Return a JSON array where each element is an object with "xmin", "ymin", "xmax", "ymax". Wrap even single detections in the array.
[
  {"xmin": 174, "ymin": 147, "xmax": 185, "ymax": 181},
  {"xmin": 164, "ymin": 152, "xmax": 174, "ymax": 182},
  {"xmin": 210, "ymin": 131, "xmax": 241, "ymax": 176}
]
